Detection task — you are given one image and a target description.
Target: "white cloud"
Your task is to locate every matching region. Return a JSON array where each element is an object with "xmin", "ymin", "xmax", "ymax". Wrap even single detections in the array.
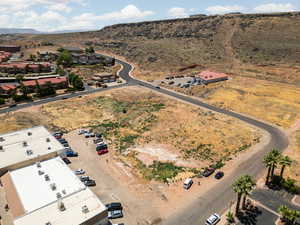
[
  {"xmin": 97, "ymin": 4, "xmax": 154, "ymax": 20},
  {"xmin": 168, "ymin": 7, "xmax": 188, "ymax": 18},
  {"xmin": 48, "ymin": 3, "xmax": 72, "ymax": 13},
  {"xmin": 0, "ymin": 3, "xmax": 154, "ymax": 32},
  {"xmin": 254, "ymin": 3, "xmax": 297, "ymax": 13},
  {"xmin": 206, "ymin": 5, "xmax": 245, "ymax": 14}
]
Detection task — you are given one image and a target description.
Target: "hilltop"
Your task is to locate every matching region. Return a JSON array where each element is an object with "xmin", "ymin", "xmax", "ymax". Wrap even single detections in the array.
[{"xmin": 7, "ymin": 11, "xmax": 300, "ymax": 84}]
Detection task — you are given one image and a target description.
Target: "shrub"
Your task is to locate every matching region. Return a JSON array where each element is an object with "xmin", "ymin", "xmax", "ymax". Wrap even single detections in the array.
[
  {"xmin": 148, "ymin": 161, "xmax": 183, "ymax": 183},
  {"xmin": 0, "ymin": 98, "xmax": 5, "ymax": 105}
]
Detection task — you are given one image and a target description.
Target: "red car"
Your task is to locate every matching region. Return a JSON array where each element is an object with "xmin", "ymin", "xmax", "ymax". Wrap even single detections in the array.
[{"xmin": 97, "ymin": 148, "xmax": 109, "ymax": 155}]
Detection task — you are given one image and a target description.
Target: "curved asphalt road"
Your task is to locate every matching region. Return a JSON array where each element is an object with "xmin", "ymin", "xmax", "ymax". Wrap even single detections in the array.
[{"xmin": 0, "ymin": 57, "xmax": 289, "ymax": 225}]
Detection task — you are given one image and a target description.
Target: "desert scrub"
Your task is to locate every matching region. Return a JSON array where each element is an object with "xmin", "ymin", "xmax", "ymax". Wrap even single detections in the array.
[{"xmin": 181, "ymin": 143, "xmax": 216, "ymax": 161}]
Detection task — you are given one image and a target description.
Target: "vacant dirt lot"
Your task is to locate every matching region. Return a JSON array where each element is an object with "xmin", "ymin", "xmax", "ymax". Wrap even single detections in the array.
[
  {"xmin": 163, "ymin": 76, "xmax": 300, "ymax": 128},
  {"xmin": 0, "ymin": 87, "xmax": 260, "ymax": 181}
]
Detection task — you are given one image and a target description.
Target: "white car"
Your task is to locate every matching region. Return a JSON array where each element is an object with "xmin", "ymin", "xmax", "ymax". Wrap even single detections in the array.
[
  {"xmin": 205, "ymin": 213, "xmax": 221, "ymax": 225},
  {"xmin": 78, "ymin": 129, "xmax": 86, "ymax": 135},
  {"xmin": 74, "ymin": 169, "xmax": 85, "ymax": 175},
  {"xmin": 84, "ymin": 133, "xmax": 91, "ymax": 138}
]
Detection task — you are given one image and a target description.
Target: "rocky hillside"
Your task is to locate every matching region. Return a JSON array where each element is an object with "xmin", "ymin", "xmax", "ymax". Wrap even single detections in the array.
[{"xmin": 21, "ymin": 12, "xmax": 300, "ymax": 84}]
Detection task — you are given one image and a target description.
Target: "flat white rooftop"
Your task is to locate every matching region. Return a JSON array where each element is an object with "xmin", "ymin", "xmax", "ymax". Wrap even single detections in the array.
[
  {"xmin": 0, "ymin": 126, "xmax": 64, "ymax": 170},
  {"xmin": 10, "ymin": 157, "xmax": 106, "ymax": 225}
]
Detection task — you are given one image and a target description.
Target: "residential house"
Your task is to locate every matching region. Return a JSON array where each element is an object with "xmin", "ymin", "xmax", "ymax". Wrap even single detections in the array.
[
  {"xmin": 0, "ymin": 63, "xmax": 52, "ymax": 74},
  {"xmin": 22, "ymin": 77, "xmax": 68, "ymax": 93},
  {"xmin": 92, "ymin": 73, "xmax": 118, "ymax": 84},
  {"xmin": 0, "ymin": 51, "xmax": 12, "ymax": 63},
  {"xmin": 195, "ymin": 70, "xmax": 229, "ymax": 85},
  {"xmin": 0, "ymin": 83, "xmax": 17, "ymax": 95},
  {"xmin": 37, "ymin": 51, "xmax": 58, "ymax": 62}
]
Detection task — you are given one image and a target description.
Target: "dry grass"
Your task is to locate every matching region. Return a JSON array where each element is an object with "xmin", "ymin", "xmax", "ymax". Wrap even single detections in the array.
[
  {"xmin": 0, "ymin": 87, "xmax": 260, "ymax": 171},
  {"xmin": 165, "ymin": 76, "xmax": 300, "ymax": 128},
  {"xmin": 286, "ymin": 131, "xmax": 300, "ymax": 186}
]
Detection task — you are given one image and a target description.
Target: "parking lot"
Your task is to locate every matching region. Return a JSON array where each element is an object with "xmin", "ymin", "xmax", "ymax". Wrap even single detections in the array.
[
  {"xmin": 154, "ymin": 76, "xmax": 202, "ymax": 89},
  {"xmin": 62, "ymin": 130, "xmax": 162, "ymax": 225}
]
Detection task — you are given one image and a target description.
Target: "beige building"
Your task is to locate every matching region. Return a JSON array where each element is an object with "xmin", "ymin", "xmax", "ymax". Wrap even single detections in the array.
[
  {"xmin": 1, "ymin": 157, "xmax": 108, "ymax": 225},
  {"xmin": 0, "ymin": 126, "xmax": 64, "ymax": 175}
]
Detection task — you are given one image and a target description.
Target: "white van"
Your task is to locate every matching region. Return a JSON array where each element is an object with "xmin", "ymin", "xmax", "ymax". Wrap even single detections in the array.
[{"xmin": 183, "ymin": 178, "xmax": 193, "ymax": 189}]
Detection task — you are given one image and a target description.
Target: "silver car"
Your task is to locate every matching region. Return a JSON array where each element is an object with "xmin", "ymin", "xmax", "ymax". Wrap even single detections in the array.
[{"xmin": 205, "ymin": 213, "xmax": 221, "ymax": 225}]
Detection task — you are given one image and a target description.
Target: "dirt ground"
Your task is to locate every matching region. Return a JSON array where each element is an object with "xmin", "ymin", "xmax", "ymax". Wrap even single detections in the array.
[
  {"xmin": 63, "ymin": 127, "xmax": 270, "ymax": 225},
  {"xmin": 161, "ymin": 75, "xmax": 300, "ymax": 128}
]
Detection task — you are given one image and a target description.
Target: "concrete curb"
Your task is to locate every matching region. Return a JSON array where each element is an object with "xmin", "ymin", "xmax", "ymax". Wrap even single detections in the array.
[{"xmin": 291, "ymin": 195, "xmax": 300, "ymax": 207}]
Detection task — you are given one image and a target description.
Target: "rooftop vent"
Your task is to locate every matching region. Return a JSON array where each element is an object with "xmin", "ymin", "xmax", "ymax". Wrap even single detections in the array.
[
  {"xmin": 45, "ymin": 223, "xmax": 51, "ymax": 225},
  {"xmin": 56, "ymin": 192, "xmax": 61, "ymax": 198},
  {"xmin": 23, "ymin": 141, "xmax": 28, "ymax": 147},
  {"xmin": 0, "ymin": 137, "xmax": 4, "ymax": 142},
  {"xmin": 36, "ymin": 162, "xmax": 41, "ymax": 168},
  {"xmin": 44, "ymin": 174, "xmax": 50, "ymax": 181},
  {"xmin": 46, "ymin": 138, "xmax": 50, "ymax": 142},
  {"xmin": 27, "ymin": 132, "xmax": 32, "ymax": 136},
  {"xmin": 62, "ymin": 189, "xmax": 66, "ymax": 195},
  {"xmin": 50, "ymin": 183, "xmax": 57, "ymax": 191},
  {"xmin": 48, "ymin": 147, "xmax": 51, "ymax": 150},
  {"xmin": 82, "ymin": 205, "xmax": 89, "ymax": 214},
  {"xmin": 0, "ymin": 146, "xmax": 3, "ymax": 152},
  {"xmin": 57, "ymin": 199, "xmax": 65, "ymax": 211},
  {"xmin": 38, "ymin": 170, "xmax": 44, "ymax": 175},
  {"xmin": 26, "ymin": 149, "xmax": 33, "ymax": 156}
]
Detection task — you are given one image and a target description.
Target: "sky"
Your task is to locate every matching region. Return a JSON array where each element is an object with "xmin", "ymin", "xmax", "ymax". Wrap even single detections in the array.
[{"xmin": 0, "ymin": 0, "xmax": 299, "ymax": 32}]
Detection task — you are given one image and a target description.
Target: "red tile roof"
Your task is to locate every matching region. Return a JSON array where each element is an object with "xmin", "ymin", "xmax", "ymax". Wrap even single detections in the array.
[
  {"xmin": 23, "ymin": 77, "xmax": 67, "ymax": 86},
  {"xmin": 197, "ymin": 70, "xmax": 229, "ymax": 81},
  {"xmin": 0, "ymin": 84, "xmax": 17, "ymax": 91}
]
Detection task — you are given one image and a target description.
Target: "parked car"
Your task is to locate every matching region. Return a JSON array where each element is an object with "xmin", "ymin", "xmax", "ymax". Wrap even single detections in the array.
[
  {"xmin": 96, "ymin": 144, "xmax": 108, "ymax": 151},
  {"xmin": 155, "ymin": 86, "xmax": 160, "ymax": 89},
  {"xmin": 9, "ymin": 104, "xmax": 17, "ymax": 108},
  {"xmin": 90, "ymin": 133, "xmax": 95, "ymax": 137},
  {"xmin": 183, "ymin": 178, "xmax": 193, "ymax": 190},
  {"xmin": 66, "ymin": 150, "xmax": 78, "ymax": 157},
  {"xmin": 74, "ymin": 169, "xmax": 85, "ymax": 175},
  {"xmin": 53, "ymin": 131, "xmax": 63, "ymax": 136},
  {"xmin": 96, "ymin": 133, "xmax": 102, "ymax": 138},
  {"xmin": 97, "ymin": 148, "xmax": 109, "ymax": 155},
  {"xmin": 78, "ymin": 129, "xmax": 86, "ymax": 135},
  {"xmin": 205, "ymin": 213, "xmax": 221, "ymax": 225},
  {"xmin": 215, "ymin": 171, "xmax": 224, "ymax": 179},
  {"xmin": 62, "ymin": 143, "xmax": 69, "ymax": 148},
  {"xmin": 168, "ymin": 81, "xmax": 174, "ymax": 85},
  {"xmin": 108, "ymin": 210, "xmax": 123, "ymax": 219},
  {"xmin": 93, "ymin": 138, "xmax": 103, "ymax": 144},
  {"xmin": 203, "ymin": 168, "xmax": 215, "ymax": 177},
  {"xmin": 84, "ymin": 133, "xmax": 91, "ymax": 138},
  {"xmin": 105, "ymin": 202, "xmax": 123, "ymax": 211},
  {"xmin": 80, "ymin": 176, "xmax": 90, "ymax": 182},
  {"xmin": 58, "ymin": 138, "xmax": 68, "ymax": 144},
  {"xmin": 84, "ymin": 179, "xmax": 96, "ymax": 187},
  {"xmin": 62, "ymin": 158, "xmax": 71, "ymax": 164}
]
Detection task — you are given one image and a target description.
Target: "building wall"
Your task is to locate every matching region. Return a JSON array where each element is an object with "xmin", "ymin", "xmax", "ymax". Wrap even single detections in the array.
[
  {"xmin": 0, "ymin": 46, "xmax": 21, "ymax": 53},
  {"xmin": 0, "ymin": 151, "xmax": 59, "ymax": 177},
  {"xmin": 80, "ymin": 210, "xmax": 108, "ymax": 225}
]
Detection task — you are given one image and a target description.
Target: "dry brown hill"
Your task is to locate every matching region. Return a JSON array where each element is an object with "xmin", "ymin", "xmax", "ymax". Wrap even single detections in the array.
[{"xmin": 12, "ymin": 12, "xmax": 300, "ymax": 84}]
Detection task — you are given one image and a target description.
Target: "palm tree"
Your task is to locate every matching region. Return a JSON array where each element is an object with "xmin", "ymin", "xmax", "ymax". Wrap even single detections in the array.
[
  {"xmin": 278, "ymin": 205, "xmax": 300, "ymax": 225},
  {"xmin": 233, "ymin": 175, "xmax": 255, "ymax": 214},
  {"xmin": 263, "ymin": 149, "xmax": 281, "ymax": 184},
  {"xmin": 241, "ymin": 175, "xmax": 256, "ymax": 209},
  {"xmin": 233, "ymin": 176, "xmax": 244, "ymax": 214},
  {"xmin": 279, "ymin": 155, "xmax": 292, "ymax": 179}
]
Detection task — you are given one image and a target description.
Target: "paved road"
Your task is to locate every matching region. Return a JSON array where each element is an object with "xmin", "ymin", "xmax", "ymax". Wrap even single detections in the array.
[
  {"xmin": 116, "ymin": 59, "xmax": 289, "ymax": 225},
  {"xmin": 0, "ymin": 57, "xmax": 289, "ymax": 225}
]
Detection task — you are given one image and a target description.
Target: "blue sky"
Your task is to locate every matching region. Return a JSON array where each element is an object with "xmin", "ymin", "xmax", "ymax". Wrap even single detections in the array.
[{"xmin": 0, "ymin": 0, "xmax": 298, "ymax": 31}]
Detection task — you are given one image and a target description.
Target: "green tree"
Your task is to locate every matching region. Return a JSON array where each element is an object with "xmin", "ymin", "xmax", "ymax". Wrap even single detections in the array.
[
  {"xmin": 0, "ymin": 98, "xmax": 5, "ymax": 105},
  {"xmin": 233, "ymin": 176, "xmax": 244, "ymax": 214},
  {"xmin": 29, "ymin": 54, "xmax": 36, "ymax": 61},
  {"xmin": 279, "ymin": 155, "xmax": 292, "ymax": 179},
  {"xmin": 73, "ymin": 77, "xmax": 84, "ymax": 90},
  {"xmin": 16, "ymin": 74, "xmax": 24, "ymax": 83},
  {"xmin": 241, "ymin": 175, "xmax": 256, "ymax": 209},
  {"xmin": 263, "ymin": 149, "xmax": 281, "ymax": 185},
  {"xmin": 278, "ymin": 205, "xmax": 300, "ymax": 225},
  {"xmin": 226, "ymin": 211, "xmax": 235, "ymax": 224},
  {"xmin": 85, "ymin": 46, "xmax": 95, "ymax": 53},
  {"xmin": 56, "ymin": 67, "xmax": 66, "ymax": 76},
  {"xmin": 19, "ymin": 83, "xmax": 29, "ymax": 98},
  {"xmin": 57, "ymin": 50, "xmax": 72, "ymax": 67}
]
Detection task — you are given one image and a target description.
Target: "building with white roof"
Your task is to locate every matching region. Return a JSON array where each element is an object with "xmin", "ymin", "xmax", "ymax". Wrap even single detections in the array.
[
  {"xmin": 1, "ymin": 157, "xmax": 108, "ymax": 225},
  {"xmin": 0, "ymin": 126, "xmax": 64, "ymax": 175}
]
